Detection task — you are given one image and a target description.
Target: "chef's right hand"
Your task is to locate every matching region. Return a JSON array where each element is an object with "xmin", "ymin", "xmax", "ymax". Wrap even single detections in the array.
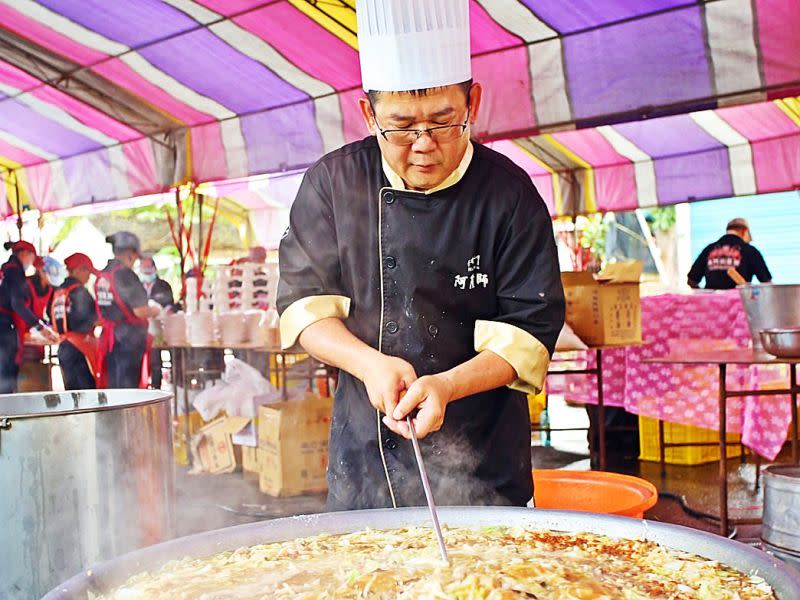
[{"xmin": 362, "ymin": 354, "xmax": 417, "ymax": 426}]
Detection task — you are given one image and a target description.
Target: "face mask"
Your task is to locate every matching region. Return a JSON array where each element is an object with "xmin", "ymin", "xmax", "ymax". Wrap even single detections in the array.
[{"xmin": 141, "ymin": 272, "xmax": 157, "ymax": 283}]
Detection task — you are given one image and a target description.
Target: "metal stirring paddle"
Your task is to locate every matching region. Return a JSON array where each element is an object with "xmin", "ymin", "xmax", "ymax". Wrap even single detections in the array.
[{"xmin": 406, "ymin": 415, "xmax": 449, "ymax": 564}]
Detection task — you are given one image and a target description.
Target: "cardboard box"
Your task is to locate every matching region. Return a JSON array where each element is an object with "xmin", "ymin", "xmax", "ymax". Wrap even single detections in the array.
[
  {"xmin": 192, "ymin": 416, "xmax": 251, "ymax": 474},
  {"xmin": 19, "ymin": 362, "xmax": 52, "ymax": 393},
  {"xmin": 174, "ymin": 411, "xmax": 205, "ymax": 466},
  {"xmin": 257, "ymin": 394, "xmax": 332, "ymax": 497},
  {"xmin": 561, "ymin": 261, "xmax": 643, "ymax": 347},
  {"xmin": 242, "ymin": 445, "xmax": 264, "ymax": 475}
]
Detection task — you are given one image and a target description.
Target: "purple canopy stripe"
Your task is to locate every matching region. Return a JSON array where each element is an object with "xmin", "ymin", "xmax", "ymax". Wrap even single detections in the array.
[{"xmin": 0, "ymin": 0, "xmax": 797, "ymax": 217}]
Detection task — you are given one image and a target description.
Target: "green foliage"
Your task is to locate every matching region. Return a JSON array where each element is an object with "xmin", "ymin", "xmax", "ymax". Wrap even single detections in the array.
[
  {"xmin": 647, "ymin": 206, "xmax": 676, "ymax": 232},
  {"xmin": 579, "ymin": 213, "xmax": 609, "ymax": 263}
]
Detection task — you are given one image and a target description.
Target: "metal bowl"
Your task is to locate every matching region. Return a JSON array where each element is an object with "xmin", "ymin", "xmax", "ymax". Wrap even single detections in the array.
[
  {"xmin": 44, "ymin": 507, "xmax": 800, "ymax": 599},
  {"xmin": 760, "ymin": 328, "xmax": 800, "ymax": 358},
  {"xmin": 739, "ymin": 284, "xmax": 800, "ymax": 351}
]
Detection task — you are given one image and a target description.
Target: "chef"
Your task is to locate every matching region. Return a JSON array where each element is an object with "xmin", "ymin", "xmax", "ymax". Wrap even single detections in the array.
[
  {"xmin": 51, "ymin": 253, "xmax": 99, "ymax": 390},
  {"xmin": 139, "ymin": 254, "xmax": 174, "ymax": 389},
  {"xmin": 0, "ymin": 241, "xmax": 58, "ymax": 393},
  {"xmin": 96, "ymin": 232, "xmax": 160, "ymax": 388},
  {"xmin": 277, "ymin": 0, "xmax": 564, "ymax": 511}
]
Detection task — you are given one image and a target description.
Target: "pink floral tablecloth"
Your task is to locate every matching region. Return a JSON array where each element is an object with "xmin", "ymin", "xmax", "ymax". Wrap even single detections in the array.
[{"xmin": 546, "ymin": 290, "xmax": 792, "ymax": 460}]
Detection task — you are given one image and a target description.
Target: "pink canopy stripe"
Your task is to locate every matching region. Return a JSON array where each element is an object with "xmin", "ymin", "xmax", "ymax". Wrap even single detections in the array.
[
  {"xmin": 469, "ymin": 1, "xmax": 536, "ymax": 137},
  {"xmin": 192, "ymin": 0, "xmax": 269, "ymax": 18},
  {"xmin": 23, "ymin": 160, "xmax": 66, "ymax": 213},
  {"xmin": 0, "ymin": 3, "xmax": 105, "ymax": 66},
  {"xmin": 551, "ymin": 129, "xmax": 637, "ymax": 212},
  {"xmin": 486, "ymin": 140, "xmax": 556, "ymax": 215},
  {"xmin": 755, "ymin": 0, "xmax": 800, "ymax": 93},
  {"xmin": 0, "ymin": 60, "xmax": 141, "ymax": 143},
  {"xmin": 231, "ymin": 2, "xmax": 361, "ymax": 91},
  {"xmin": 122, "ymin": 138, "xmax": 161, "ymax": 196},
  {"xmin": 0, "ymin": 139, "xmax": 49, "ymax": 167},
  {"xmin": 717, "ymin": 101, "xmax": 800, "ymax": 194}
]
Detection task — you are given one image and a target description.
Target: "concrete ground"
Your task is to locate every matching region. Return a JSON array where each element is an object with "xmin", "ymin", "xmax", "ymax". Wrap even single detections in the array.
[{"xmin": 172, "ymin": 395, "xmax": 797, "ymax": 572}]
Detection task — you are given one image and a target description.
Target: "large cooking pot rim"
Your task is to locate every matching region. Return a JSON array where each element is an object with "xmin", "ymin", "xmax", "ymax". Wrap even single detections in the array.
[
  {"xmin": 0, "ymin": 389, "xmax": 171, "ymax": 419},
  {"xmin": 763, "ymin": 465, "xmax": 800, "ymax": 480},
  {"xmin": 43, "ymin": 507, "xmax": 800, "ymax": 600}
]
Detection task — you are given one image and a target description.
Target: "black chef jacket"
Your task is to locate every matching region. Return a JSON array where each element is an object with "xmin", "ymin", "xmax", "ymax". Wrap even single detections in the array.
[
  {"xmin": 688, "ymin": 234, "xmax": 772, "ymax": 290},
  {"xmin": 278, "ymin": 137, "xmax": 565, "ymax": 511}
]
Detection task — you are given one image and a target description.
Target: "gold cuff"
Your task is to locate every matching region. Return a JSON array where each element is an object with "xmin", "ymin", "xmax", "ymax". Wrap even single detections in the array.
[
  {"xmin": 280, "ymin": 295, "xmax": 351, "ymax": 349},
  {"xmin": 474, "ymin": 320, "xmax": 551, "ymax": 395}
]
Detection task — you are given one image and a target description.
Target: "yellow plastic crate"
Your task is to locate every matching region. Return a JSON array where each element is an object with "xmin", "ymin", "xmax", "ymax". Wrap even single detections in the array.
[{"xmin": 639, "ymin": 416, "xmax": 742, "ymax": 465}]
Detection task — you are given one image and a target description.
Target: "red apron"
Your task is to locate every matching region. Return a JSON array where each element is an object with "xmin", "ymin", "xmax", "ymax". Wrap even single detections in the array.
[
  {"xmin": 27, "ymin": 279, "xmax": 53, "ymax": 321},
  {"xmin": 51, "ymin": 284, "xmax": 99, "ymax": 382},
  {"xmin": 95, "ymin": 266, "xmax": 151, "ymax": 388},
  {"xmin": 0, "ymin": 262, "xmax": 33, "ymax": 365}
]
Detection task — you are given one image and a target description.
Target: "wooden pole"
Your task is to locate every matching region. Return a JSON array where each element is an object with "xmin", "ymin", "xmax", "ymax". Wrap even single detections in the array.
[
  {"xmin": 12, "ymin": 170, "xmax": 23, "ymax": 241},
  {"xmin": 175, "ymin": 188, "xmax": 186, "ymax": 303}
]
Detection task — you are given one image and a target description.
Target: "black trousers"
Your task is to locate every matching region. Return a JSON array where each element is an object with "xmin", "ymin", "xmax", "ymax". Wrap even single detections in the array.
[
  {"xmin": 0, "ymin": 317, "xmax": 19, "ymax": 394},
  {"xmin": 150, "ymin": 348, "xmax": 162, "ymax": 389},
  {"xmin": 106, "ymin": 325, "xmax": 147, "ymax": 389},
  {"xmin": 58, "ymin": 341, "xmax": 96, "ymax": 390}
]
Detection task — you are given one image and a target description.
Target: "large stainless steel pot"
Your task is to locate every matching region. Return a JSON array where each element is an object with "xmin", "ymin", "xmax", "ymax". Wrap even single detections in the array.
[
  {"xmin": 0, "ymin": 390, "xmax": 174, "ymax": 600},
  {"xmin": 739, "ymin": 284, "xmax": 800, "ymax": 350},
  {"xmin": 762, "ymin": 466, "xmax": 800, "ymax": 571},
  {"xmin": 46, "ymin": 507, "xmax": 800, "ymax": 599}
]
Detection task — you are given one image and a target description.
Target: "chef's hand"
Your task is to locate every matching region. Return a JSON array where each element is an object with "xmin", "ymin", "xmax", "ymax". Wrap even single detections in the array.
[
  {"xmin": 362, "ymin": 354, "xmax": 417, "ymax": 429},
  {"xmin": 387, "ymin": 374, "xmax": 455, "ymax": 439}
]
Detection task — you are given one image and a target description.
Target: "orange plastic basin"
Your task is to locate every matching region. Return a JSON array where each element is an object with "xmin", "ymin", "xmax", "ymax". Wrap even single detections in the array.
[{"xmin": 533, "ymin": 469, "xmax": 658, "ymax": 519}]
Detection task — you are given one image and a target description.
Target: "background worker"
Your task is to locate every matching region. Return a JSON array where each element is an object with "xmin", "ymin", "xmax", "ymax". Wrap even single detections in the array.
[
  {"xmin": 139, "ymin": 254, "xmax": 175, "ymax": 389},
  {"xmin": 96, "ymin": 232, "xmax": 160, "ymax": 389},
  {"xmin": 688, "ymin": 218, "xmax": 772, "ymax": 289},
  {"xmin": 0, "ymin": 241, "xmax": 58, "ymax": 393},
  {"xmin": 51, "ymin": 253, "xmax": 98, "ymax": 390},
  {"xmin": 27, "ymin": 256, "xmax": 55, "ymax": 322}
]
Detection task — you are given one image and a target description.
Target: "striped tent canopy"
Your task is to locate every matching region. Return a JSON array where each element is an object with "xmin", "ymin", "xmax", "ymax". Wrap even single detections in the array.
[{"xmin": 0, "ymin": 0, "xmax": 798, "ymax": 218}]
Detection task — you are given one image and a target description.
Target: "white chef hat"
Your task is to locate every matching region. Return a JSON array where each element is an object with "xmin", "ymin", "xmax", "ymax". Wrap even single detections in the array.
[{"xmin": 356, "ymin": 0, "xmax": 471, "ymax": 92}]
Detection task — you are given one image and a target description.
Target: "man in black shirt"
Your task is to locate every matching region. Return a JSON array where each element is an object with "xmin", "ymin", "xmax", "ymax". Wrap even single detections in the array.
[
  {"xmin": 96, "ymin": 232, "xmax": 160, "ymax": 388},
  {"xmin": 688, "ymin": 218, "xmax": 772, "ymax": 290}
]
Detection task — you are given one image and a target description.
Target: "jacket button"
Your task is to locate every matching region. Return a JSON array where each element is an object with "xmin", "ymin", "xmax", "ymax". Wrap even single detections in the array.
[
  {"xmin": 385, "ymin": 321, "xmax": 399, "ymax": 334},
  {"xmin": 428, "ymin": 324, "xmax": 439, "ymax": 337},
  {"xmin": 384, "ymin": 437, "xmax": 397, "ymax": 450},
  {"xmin": 383, "ymin": 191, "xmax": 395, "ymax": 204},
  {"xmin": 385, "ymin": 256, "xmax": 396, "ymax": 269}
]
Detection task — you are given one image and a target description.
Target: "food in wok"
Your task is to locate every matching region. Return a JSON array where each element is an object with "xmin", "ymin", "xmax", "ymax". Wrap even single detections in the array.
[{"xmin": 96, "ymin": 525, "xmax": 775, "ymax": 599}]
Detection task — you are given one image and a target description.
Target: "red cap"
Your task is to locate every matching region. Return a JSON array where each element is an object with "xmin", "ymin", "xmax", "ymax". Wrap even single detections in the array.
[
  {"xmin": 64, "ymin": 252, "xmax": 96, "ymax": 273},
  {"xmin": 4, "ymin": 240, "xmax": 37, "ymax": 255}
]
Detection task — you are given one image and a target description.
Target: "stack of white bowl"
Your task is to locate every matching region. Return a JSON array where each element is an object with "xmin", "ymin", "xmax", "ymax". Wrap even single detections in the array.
[
  {"xmin": 218, "ymin": 311, "xmax": 248, "ymax": 346},
  {"xmin": 164, "ymin": 313, "xmax": 187, "ymax": 345},
  {"xmin": 244, "ymin": 310, "xmax": 265, "ymax": 342},
  {"xmin": 186, "ymin": 311, "xmax": 218, "ymax": 346},
  {"xmin": 263, "ymin": 309, "xmax": 281, "ymax": 348}
]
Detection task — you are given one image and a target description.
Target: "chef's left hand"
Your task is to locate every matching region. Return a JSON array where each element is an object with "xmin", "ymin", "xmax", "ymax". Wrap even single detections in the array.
[{"xmin": 385, "ymin": 374, "xmax": 455, "ymax": 439}]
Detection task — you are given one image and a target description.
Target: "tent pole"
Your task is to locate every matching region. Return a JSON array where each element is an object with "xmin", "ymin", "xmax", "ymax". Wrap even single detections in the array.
[
  {"xmin": 12, "ymin": 169, "xmax": 22, "ymax": 241},
  {"xmin": 197, "ymin": 192, "xmax": 203, "ymax": 275},
  {"xmin": 635, "ymin": 209, "xmax": 667, "ymax": 284},
  {"xmin": 175, "ymin": 188, "xmax": 186, "ymax": 303}
]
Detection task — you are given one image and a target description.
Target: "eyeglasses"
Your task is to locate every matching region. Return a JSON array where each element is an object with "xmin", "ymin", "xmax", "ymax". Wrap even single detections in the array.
[{"xmin": 372, "ymin": 109, "xmax": 470, "ymax": 146}]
